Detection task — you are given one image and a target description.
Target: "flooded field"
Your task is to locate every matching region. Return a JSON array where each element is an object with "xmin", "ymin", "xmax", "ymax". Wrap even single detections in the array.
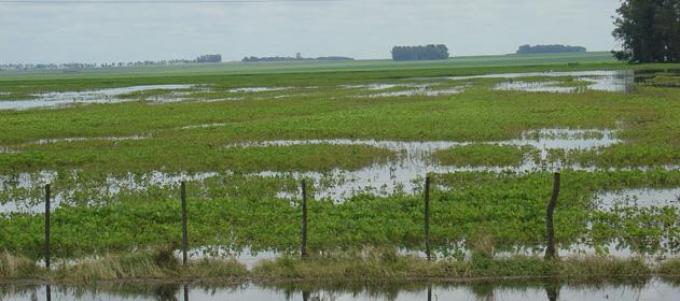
[
  {"xmin": 1, "ymin": 63, "xmax": 679, "ymax": 280},
  {"xmin": 596, "ymin": 188, "xmax": 680, "ymax": 210},
  {"xmin": 0, "ymin": 128, "xmax": 625, "ymax": 209},
  {"xmin": 0, "ymin": 85, "xmax": 195, "ymax": 110},
  {"xmin": 1, "ymin": 280, "xmax": 678, "ymax": 301},
  {"xmin": 236, "ymin": 128, "xmax": 621, "ymax": 200},
  {"xmin": 0, "ymin": 69, "xmax": 648, "ymax": 111},
  {"xmin": 447, "ymin": 70, "xmax": 635, "ymax": 93}
]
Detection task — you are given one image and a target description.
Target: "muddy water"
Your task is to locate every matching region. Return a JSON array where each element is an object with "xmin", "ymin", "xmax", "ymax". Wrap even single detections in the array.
[
  {"xmin": 0, "ymin": 85, "xmax": 196, "ymax": 110},
  {"xmin": 0, "ymin": 280, "xmax": 678, "ymax": 301}
]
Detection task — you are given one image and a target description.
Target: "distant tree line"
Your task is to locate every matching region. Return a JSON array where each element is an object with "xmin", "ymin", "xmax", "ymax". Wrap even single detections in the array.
[
  {"xmin": 391, "ymin": 45, "xmax": 449, "ymax": 61},
  {"xmin": 613, "ymin": 0, "xmax": 680, "ymax": 62},
  {"xmin": 516, "ymin": 44, "xmax": 587, "ymax": 54},
  {"xmin": 195, "ymin": 54, "xmax": 222, "ymax": 63},
  {"xmin": 1, "ymin": 54, "xmax": 224, "ymax": 72},
  {"xmin": 242, "ymin": 54, "xmax": 354, "ymax": 63}
]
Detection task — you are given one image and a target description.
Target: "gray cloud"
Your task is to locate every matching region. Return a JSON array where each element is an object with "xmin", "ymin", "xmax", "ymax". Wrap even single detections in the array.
[{"xmin": 0, "ymin": 0, "xmax": 621, "ymax": 64}]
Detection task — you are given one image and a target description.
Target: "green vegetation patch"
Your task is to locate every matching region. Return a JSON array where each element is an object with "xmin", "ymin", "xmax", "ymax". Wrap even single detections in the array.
[
  {"xmin": 0, "ymin": 143, "xmax": 395, "ymax": 173},
  {"xmin": 1, "ymin": 170, "xmax": 679, "ymax": 259}
]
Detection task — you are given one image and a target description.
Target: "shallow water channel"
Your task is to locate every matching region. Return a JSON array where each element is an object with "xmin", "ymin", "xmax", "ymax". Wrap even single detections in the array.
[{"xmin": 1, "ymin": 279, "xmax": 678, "ymax": 301}]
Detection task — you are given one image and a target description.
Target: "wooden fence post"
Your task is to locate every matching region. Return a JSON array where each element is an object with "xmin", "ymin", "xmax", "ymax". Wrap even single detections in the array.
[
  {"xmin": 424, "ymin": 176, "xmax": 431, "ymax": 261},
  {"xmin": 545, "ymin": 172, "xmax": 561, "ymax": 260},
  {"xmin": 181, "ymin": 181, "xmax": 188, "ymax": 265},
  {"xmin": 44, "ymin": 184, "xmax": 51, "ymax": 270},
  {"xmin": 301, "ymin": 180, "xmax": 308, "ymax": 258}
]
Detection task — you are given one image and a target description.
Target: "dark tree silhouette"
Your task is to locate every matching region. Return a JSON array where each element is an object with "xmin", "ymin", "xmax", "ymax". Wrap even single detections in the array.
[
  {"xmin": 613, "ymin": 0, "xmax": 680, "ymax": 62},
  {"xmin": 391, "ymin": 45, "xmax": 449, "ymax": 61},
  {"xmin": 516, "ymin": 44, "xmax": 586, "ymax": 54},
  {"xmin": 195, "ymin": 54, "xmax": 222, "ymax": 63}
]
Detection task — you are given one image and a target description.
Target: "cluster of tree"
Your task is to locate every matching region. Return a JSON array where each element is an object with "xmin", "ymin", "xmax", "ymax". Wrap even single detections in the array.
[
  {"xmin": 391, "ymin": 45, "xmax": 449, "ymax": 61},
  {"xmin": 613, "ymin": 0, "xmax": 680, "ymax": 62},
  {"xmin": 242, "ymin": 53, "xmax": 354, "ymax": 62},
  {"xmin": 516, "ymin": 44, "xmax": 587, "ymax": 54},
  {"xmin": 195, "ymin": 54, "xmax": 222, "ymax": 63}
]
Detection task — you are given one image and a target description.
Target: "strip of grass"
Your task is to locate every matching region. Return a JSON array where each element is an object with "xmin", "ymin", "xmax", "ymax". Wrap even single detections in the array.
[
  {"xmin": 251, "ymin": 252, "xmax": 652, "ymax": 283},
  {"xmin": 0, "ymin": 143, "xmax": 395, "ymax": 174},
  {"xmin": 433, "ymin": 144, "xmax": 537, "ymax": 167},
  {"xmin": 0, "ymin": 249, "xmax": 670, "ymax": 285}
]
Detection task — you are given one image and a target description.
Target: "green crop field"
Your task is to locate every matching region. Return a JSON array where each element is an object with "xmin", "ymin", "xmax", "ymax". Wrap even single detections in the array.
[{"xmin": 1, "ymin": 52, "xmax": 679, "ymax": 283}]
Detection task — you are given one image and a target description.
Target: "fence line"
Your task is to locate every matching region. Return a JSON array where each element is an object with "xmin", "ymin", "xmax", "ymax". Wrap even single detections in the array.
[
  {"xmin": 44, "ymin": 184, "xmax": 51, "ymax": 269},
  {"xmin": 36, "ymin": 174, "xmax": 568, "ymax": 262},
  {"xmin": 181, "ymin": 181, "xmax": 188, "ymax": 265}
]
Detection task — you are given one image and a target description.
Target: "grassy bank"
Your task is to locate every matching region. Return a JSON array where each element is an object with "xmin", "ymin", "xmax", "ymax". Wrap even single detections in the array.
[{"xmin": 1, "ymin": 249, "xmax": 678, "ymax": 285}]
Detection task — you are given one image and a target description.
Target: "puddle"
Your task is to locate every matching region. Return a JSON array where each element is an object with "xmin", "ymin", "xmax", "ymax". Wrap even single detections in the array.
[
  {"xmin": 368, "ymin": 86, "xmax": 464, "ymax": 98},
  {"xmin": 174, "ymin": 246, "xmax": 279, "ymax": 270},
  {"xmin": 595, "ymin": 188, "xmax": 680, "ymax": 210},
  {"xmin": 341, "ymin": 83, "xmax": 402, "ymax": 90},
  {"xmin": 495, "ymin": 81, "xmax": 579, "ymax": 93},
  {"xmin": 232, "ymin": 128, "xmax": 620, "ymax": 200},
  {"xmin": 0, "ymin": 146, "xmax": 18, "ymax": 153},
  {"xmin": 28, "ymin": 134, "xmax": 150, "ymax": 145},
  {"xmin": 0, "ymin": 279, "xmax": 677, "ymax": 301},
  {"xmin": 229, "ymin": 87, "xmax": 291, "ymax": 93},
  {"xmin": 445, "ymin": 70, "xmax": 635, "ymax": 93},
  {"xmin": 0, "ymin": 171, "xmax": 219, "ymax": 214},
  {"xmin": 180, "ymin": 123, "xmax": 229, "ymax": 130},
  {"xmin": 0, "ymin": 85, "xmax": 196, "ymax": 110}
]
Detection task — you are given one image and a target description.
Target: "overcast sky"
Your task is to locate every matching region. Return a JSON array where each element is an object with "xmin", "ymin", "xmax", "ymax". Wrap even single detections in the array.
[{"xmin": 0, "ymin": 0, "xmax": 621, "ymax": 64}]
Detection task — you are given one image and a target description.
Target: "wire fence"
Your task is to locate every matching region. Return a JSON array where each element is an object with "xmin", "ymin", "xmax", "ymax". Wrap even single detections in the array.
[{"xmin": 32, "ymin": 172, "xmax": 565, "ymax": 269}]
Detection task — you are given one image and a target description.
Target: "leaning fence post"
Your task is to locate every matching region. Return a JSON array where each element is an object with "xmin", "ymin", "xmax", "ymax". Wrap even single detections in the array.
[
  {"xmin": 424, "ymin": 176, "xmax": 431, "ymax": 261},
  {"xmin": 545, "ymin": 172, "xmax": 561, "ymax": 260},
  {"xmin": 301, "ymin": 180, "xmax": 308, "ymax": 258},
  {"xmin": 180, "ymin": 181, "xmax": 188, "ymax": 265},
  {"xmin": 44, "ymin": 184, "xmax": 51, "ymax": 270}
]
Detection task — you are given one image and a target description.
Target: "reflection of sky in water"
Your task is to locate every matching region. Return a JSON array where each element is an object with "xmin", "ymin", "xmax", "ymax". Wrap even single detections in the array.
[
  {"xmin": 596, "ymin": 188, "xmax": 680, "ymax": 210},
  {"xmin": 2, "ymin": 128, "xmax": 677, "ymax": 212},
  {"xmin": 0, "ymin": 84, "xmax": 195, "ymax": 110},
  {"xmin": 441, "ymin": 70, "xmax": 635, "ymax": 93},
  {"xmin": 237, "ymin": 128, "xmax": 621, "ymax": 200},
  {"xmin": 0, "ymin": 280, "xmax": 677, "ymax": 301}
]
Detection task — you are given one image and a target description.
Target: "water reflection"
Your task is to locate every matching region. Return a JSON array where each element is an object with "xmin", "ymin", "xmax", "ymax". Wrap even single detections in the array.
[
  {"xmin": 0, "ymin": 85, "xmax": 196, "ymax": 110},
  {"xmin": 0, "ymin": 278, "xmax": 676, "ymax": 301}
]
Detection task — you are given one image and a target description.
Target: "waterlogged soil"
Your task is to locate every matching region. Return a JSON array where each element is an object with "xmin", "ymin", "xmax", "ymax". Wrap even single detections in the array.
[
  {"xmin": 0, "ymin": 84, "xmax": 195, "ymax": 110},
  {"xmin": 0, "ymin": 70, "xmax": 645, "ymax": 111},
  {"xmin": 0, "ymin": 280, "xmax": 678, "ymax": 301},
  {"xmin": 0, "ymin": 128, "xmax": 639, "ymax": 210},
  {"xmin": 448, "ymin": 70, "xmax": 635, "ymax": 93},
  {"xmin": 235, "ymin": 128, "xmax": 621, "ymax": 200}
]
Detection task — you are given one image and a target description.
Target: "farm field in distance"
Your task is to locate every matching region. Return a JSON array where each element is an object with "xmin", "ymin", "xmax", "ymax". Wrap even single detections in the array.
[{"xmin": 1, "ymin": 52, "xmax": 680, "ymax": 285}]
